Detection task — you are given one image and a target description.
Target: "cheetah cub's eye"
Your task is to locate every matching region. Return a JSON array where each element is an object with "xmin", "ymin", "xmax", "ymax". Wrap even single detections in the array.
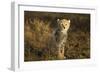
[{"xmin": 65, "ymin": 24, "xmax": 67, "ymax": 25}]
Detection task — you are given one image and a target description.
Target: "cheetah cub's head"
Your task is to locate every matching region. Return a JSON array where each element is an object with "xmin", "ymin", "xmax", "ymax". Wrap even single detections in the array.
[{"xmin": 57, "ymin": 19, "xmax": 70, "ymax": 32}]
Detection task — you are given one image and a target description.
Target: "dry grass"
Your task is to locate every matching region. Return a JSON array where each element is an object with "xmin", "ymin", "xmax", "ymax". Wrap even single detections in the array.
[{"xmin": 24, "ymin": 11, "xmax": 90, "ymax": 61}]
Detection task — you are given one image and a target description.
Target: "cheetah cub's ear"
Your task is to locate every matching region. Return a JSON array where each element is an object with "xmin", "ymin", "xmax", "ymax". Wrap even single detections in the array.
[
  {"xmin": 68, "ymin": 20, "xmax": 70, "ymax": 23},
  {"xmin": 57, "ymin": 19, "xmax": 60, "ymax": 22}
]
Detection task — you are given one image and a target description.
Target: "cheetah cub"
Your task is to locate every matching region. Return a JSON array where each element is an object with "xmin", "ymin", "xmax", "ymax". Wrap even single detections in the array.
[{"xmin": 54, "ymin": 19, "xmax": 71, "ymax": 59}]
